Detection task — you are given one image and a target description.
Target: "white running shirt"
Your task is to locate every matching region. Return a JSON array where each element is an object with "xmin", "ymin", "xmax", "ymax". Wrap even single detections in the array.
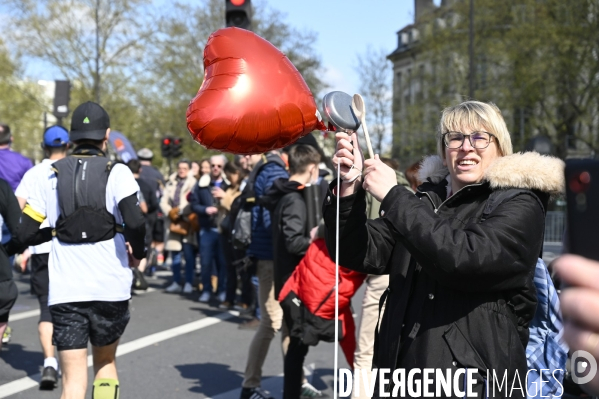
[
  {"xmin": 16, "ymin": 159, "xmax": 57, "ymax": 255},
  {"xmin": 26, "ymin": 162, "xmax": 139, "ymax": 306}
]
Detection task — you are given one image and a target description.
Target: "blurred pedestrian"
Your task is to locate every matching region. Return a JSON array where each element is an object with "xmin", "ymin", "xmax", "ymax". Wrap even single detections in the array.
[
  {"xmin": 127, "ymin": 159, "xmax": 159, "ymax": 278},
  {"xmin": 216, "ymin": 162, "xmax": 247, "ymax": 309},
  {"xmin": 161, "ymin": 160, "xmax": 198, "ymax": 294},
  {"xmin": 261, "ymin": 144, "xmax": 327, "ymax": 399},
  {"xmin": 200, "ymin": 158, "xmax": 211, "ymax": 177},
  {"xmin": 405, "ymin": 160, "xmax": 423, "ymax": 192},
  {"xmin": 0, "ymin": 178, "xmax": 21, "ymax": 350},
  {"xmin": 137, "ymin": 148, "xmax": 165, "ymax": 267},
  {"xmin": 191, "ymin": 160, "xmax": 201, "ymax": 180},
  {"xmin": 190, "ymin": 154, "xmax": 229, "ymax": 303},
  {"xmin": 0, "ymin": 123, "xmax": 33, "ymax": 191},
  {"xmin": 16, "ymin": 101, "xmax": 146, "ymax": 399},
  {"xmin": 326, "ymin": 100, "xmax": 564, "ymax": 397},
  {"xmin": 238, "ymin": 150, "xmax": 288, "ymax": 399},
  {"xmin": 0, "ymin": 123, "xmax": 33, "ymax": 271},
  {"xmin": 14, "ymin": 125, "xmax": 70, "ymax": 389}
]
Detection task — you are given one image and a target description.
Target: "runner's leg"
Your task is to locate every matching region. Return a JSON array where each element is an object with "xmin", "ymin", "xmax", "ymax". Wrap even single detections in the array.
[{"xmin": 59, "ymin": 348, "xmax": 88, "ymax": 399}]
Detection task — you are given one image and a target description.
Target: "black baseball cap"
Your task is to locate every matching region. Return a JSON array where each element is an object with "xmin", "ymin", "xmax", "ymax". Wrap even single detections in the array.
[{"xmin": 70, "ymin": 101, "xmax": 110, "ymax": 141}]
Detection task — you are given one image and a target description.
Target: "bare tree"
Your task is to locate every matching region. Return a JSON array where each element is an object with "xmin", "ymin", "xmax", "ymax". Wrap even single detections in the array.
[
  {"xmin": 3, "ymin": 0, "xmax": 158, "ymax": 103},
  {"xmin": 355, "ymin": 47, "xmax": 392, "ymax": 155}
]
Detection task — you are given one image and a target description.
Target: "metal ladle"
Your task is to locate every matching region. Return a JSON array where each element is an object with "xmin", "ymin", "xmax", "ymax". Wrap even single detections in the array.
[{"xmin": 351, "ymin": 93, "xmax": 375, "ymax": 159}]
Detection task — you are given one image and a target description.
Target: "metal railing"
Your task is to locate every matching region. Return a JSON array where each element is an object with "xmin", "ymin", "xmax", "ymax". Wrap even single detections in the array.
[{"xmin": 545, "ymin": 211, "xmax": 566, "ymax": 244}]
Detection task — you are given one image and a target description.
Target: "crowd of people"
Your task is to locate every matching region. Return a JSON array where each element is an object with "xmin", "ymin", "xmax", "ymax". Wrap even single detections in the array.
[{"xmin": 1, "ymin": 99, "xmax": 599, "ymax": 399}]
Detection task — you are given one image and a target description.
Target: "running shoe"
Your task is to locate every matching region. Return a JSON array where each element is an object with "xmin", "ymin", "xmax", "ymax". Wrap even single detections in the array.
[
  {"xmin": 2, "ymin": 326, "xmax": 11, "ymax": 344},
  {"xmin": 40, "ymin": 366, "xmax": 58, "ymax": 390}
]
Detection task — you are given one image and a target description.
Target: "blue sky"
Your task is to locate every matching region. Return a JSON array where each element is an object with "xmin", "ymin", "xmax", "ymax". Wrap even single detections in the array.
[
  {"xmin": 267, "ymin": 0, "xmax": 415, "ymax": 95},
  {"xmin": 12, "ymin": 0, "xmax": 427, "ymax": 96}
]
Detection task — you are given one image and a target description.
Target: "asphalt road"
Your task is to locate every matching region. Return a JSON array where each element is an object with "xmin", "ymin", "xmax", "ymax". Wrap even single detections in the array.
[{"xmin": 0, "ymin": 271, "xmax": 356, "ymax": 399}]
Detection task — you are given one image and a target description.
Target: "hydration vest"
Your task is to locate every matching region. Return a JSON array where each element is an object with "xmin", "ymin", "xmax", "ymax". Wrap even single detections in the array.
[{"xmin": 52, "ymin": 146, "xmax": 123, "ymax": 244}]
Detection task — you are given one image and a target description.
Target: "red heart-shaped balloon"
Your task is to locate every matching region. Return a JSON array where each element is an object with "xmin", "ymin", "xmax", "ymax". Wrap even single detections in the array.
[{"xmin": 186, "ymin": 27, "xmax": 325, "ymax": 154}]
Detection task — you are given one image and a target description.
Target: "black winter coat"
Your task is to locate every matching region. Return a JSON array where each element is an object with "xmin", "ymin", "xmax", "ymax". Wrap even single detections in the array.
[
  {"xmin": 263, "ymin": 178, "xmax": 312, "ymax": 298},
  {"xmin": 324, "ymin": 152, "xmax": 564, "ymax": 398}
]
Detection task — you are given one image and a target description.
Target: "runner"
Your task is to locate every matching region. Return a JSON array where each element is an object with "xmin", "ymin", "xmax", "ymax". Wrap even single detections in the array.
[
  {"xmin": 16, "ymin": 102, "xmax": 146, "ymax": 399},
  {"xmin": 15, "ymin": 125, "xmax": 70, "ymax": 389}
]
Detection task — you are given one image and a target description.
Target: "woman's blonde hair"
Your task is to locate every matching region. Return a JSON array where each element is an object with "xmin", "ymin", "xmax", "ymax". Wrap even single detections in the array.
[{"xmin": 437, "ymin": 101, "xmax": 513, "ymax": 159}]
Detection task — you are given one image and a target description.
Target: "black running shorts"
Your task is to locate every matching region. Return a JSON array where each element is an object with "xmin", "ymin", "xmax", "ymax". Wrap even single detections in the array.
[
  {"xmin": 50, "ymin": 301, "xmax": 130, "ymax": 351},
  {"xmin": 0, "ymin": 279, "xmax": 18, "ymax": 323}
]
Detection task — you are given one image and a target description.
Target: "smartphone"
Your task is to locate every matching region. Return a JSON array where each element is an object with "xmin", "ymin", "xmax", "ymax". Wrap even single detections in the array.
[{"xmin": 565, "ymin": 159, "xmax": 599, "ymax": 261}]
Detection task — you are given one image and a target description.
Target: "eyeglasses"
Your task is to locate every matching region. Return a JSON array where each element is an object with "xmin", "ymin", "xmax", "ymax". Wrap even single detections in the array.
[
  {"xmin": 442, "ymin": 131, "xmax": 495, "ymax": 149},
  {"xmin": 211, "ymin": 164, "xmax": 223, "ymax": 168}
]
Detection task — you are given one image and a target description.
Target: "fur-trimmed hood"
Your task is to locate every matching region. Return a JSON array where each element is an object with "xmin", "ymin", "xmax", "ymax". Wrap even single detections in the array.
[{"xmin": 417, "ymin": 152, "xmax": 565, "ymax": 197}]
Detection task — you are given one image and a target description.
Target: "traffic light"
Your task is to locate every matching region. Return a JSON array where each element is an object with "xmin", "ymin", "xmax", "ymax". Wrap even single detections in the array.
[
  {"xmin": 171, "ymin": 138, "xmax": 183, "ymax": 158},
  {"xmin": 161, "ymin": 137, "xmax": 172, "ymax": 158},
  {"xmin": 226, "ymin": 0, "xmax": 252, "ymax": 30},
  {"xmin": 53, "ymin": 80, "xmax": 71, "ymax": 119}
]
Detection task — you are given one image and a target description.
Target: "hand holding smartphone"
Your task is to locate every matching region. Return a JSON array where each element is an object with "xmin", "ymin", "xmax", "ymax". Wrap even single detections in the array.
[{"xmin": 566, "ymin": 159, "xmax": 599, "ymax": 261}]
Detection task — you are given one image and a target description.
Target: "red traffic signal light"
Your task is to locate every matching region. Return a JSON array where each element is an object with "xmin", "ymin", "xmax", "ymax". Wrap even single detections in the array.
[
  {"xmin": 161, "ymin": 136, "xmax": 173, "ymax": 158},
  {"xmin": 171, "ymin": 137, "xmax": 183, "ymax": 158},
  {"xmin": 226, "ymin": 0, "xmax": 252, "ymax": 30}
]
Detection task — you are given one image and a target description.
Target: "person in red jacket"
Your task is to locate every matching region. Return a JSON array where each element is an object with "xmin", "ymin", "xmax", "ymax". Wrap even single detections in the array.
[{"xmin": 279, "ymin": 239, "xmax": 365, "ymax": 398}]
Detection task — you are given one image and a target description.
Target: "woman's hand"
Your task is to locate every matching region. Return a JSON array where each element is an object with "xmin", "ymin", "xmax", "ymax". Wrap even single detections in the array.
[
  {"xmin": 332, "ymin": 131, "xmax": 364, "ymax": 197},
  {"xmin": 363, "ymin": 154, "xmax": 398, "ymax": 202},
  {"xmin": 554, "ymin": 254, "xmax": 599, "ymax": 395}
]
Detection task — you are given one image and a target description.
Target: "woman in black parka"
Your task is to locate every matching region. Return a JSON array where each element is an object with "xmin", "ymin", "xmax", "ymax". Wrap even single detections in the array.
[{"xmin": 324, "ymin": 101, "xmax": 564, "ymax": 398}]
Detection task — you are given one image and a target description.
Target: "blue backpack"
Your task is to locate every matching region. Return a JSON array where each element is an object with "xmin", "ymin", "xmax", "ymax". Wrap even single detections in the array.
[
  {"xmin": 482, "ymin": 191, "xmax": 568, "ymax": 398},
  {"xmin": 525, "ymin": 258, "xmax": 568, "ymax": 398}
]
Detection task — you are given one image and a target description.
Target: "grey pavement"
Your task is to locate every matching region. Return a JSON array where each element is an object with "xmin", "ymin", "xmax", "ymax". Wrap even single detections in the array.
[{"xmin": 0, "ymin": 271, "xmax": 356, "ymax": 399}]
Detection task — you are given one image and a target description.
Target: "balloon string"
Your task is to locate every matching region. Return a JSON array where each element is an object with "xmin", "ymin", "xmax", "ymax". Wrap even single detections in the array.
[{"xmin": 334, "ymin": 156, "xmax": 340, "ymax": 399}]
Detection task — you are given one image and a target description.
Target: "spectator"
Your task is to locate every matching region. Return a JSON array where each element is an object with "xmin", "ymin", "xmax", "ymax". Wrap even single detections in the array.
[
  {"xmin": 137, "ymin": 148, "xmax": 165, "ymax": 267},
  {"xmin": 190, "ymin": 154, "xmax": 229, "ymax": 303},
  {"xmin": 216, "ymin": 162, "xmax": 247, "ymax": 310},
  {"xmin": 326, "ymin": 100, "xmax": 564, "ymax": 396},
  {"xmin": 238, "ymin": 150, "xmax": 289, "ymax": 399},
  {"xmin": 200, "ymin": 158, "xmax": 211, "ymax": 177},
  {"xmin": 261, "ymin": 144, "xmax": 326, "ymax": 398},
  {"xmin": 127, "ymin": 159, "xmax": 160, "ymax": 276},
  {"xmin": 405, "ymin": 160, "xmax": 423, "ymax": 192},
  {"xmin": 191, "ymin": 161, "xmax": 201, "ymax": 180},
  {"xmin": 161, "ymin": 160, "xmax": 198, "ymax": 294}
]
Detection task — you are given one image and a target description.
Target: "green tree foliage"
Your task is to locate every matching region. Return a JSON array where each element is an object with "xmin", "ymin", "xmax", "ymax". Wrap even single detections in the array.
[
  {"xmin": 0, "ymin": 39, "xmax": 47, "ymax": 160},
  {"xmin": 413, "ymin": 0, "xmax": 599, "ymax": 158},
  {"xmin": 138, "ymin": 0, "xmax": 326, "ymax": 164},
  {"xmin": 1, "ymin": 0, "xmax": 325, "ymax": 168}
]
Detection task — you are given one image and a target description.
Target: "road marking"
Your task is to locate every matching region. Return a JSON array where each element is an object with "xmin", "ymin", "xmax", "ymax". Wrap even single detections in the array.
[
  {"xmin": 7, "ymin": 288, "xmax": 157, "ymax": 322},
  {"xmin": 8, "ymin": 309, "xmax": 40, "ymax": 322},
  {"xmin": 0, "ymin": 311, "xmax": 237, "ymax": 398}
]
